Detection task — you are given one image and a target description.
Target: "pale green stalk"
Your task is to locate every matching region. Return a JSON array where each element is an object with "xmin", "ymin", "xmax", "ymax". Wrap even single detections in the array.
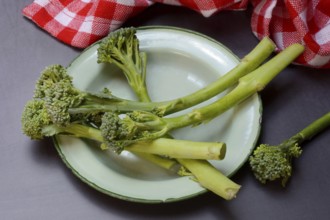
[
  {"xmin": 177, "ymin": 159, "xmax": 241, "ymax": 200},
  {"xmin": 282, "ymin": 111, "xmax": 330, "ymax": 147},
  {"xmin": 51, "ymin": 124, "xmax": 226, "ymax": 160},
  {"xmin": 156, "ymin": 37, "xmax": 276, "ymax": 115},
  {"xmin": 163, "ymin": 43, "xmax": 305, "ymax": 131},
  {"xmin": 126, "ymin": 138, "xmax": 226, "ymax": 160}
]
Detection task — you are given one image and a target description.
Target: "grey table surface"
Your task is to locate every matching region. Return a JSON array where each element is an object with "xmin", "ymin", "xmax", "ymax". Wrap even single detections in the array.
[{"xmin": 1, "ymin": 1, "xmax": 330, "ymax": 220}]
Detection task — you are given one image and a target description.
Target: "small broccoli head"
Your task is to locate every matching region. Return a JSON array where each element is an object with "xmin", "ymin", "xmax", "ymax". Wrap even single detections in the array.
[
  {"xmin": 43, "ymin": 78, "xmax": 85, "ymax": 126},
  {"xmin": 127, "ymin": 111, "xmax": 169, "ymax": 139},
  {"xmin": 249, "ymin": 143, "xmax": 302, "ymax": 186},
  {"xmin": 100, "ymin": 112, "xmax": 138, "ymax": 153},
  {"xmin": 97, "ymin": 27, "xmax": 137, "ymax": 64},
  {"xmin": 34, "ymin": 64, "xmax": 72, "ymax": 99},
  {"xmin": 21, "ymin": 100, "xmax": 52, "ymax": 140},
  {"xmin": 99, "ymin": 111, "xmax": 169, "ymax": 153}
]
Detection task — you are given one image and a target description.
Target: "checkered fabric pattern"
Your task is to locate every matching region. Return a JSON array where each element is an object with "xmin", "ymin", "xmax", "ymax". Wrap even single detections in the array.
[
  {"xmin": 22, "ymin": 0, "xmax": 153, "ymax": 47},
  {"xmin": 23, "ymin": 0, "xmax": 330, "ymax": 68},
  {"xmin": 251, "ymin": 0, "xmax": 330, "ymax": 68}
]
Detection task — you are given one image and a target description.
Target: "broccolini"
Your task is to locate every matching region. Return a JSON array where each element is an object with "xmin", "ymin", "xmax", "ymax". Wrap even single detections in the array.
[
  {"xmin": 249, "ymin": 111, "xmax": 330, "ymax": 186},
  {"xmin": 97, "ymin": 27, "xmax": 150, "ymax": 102}
]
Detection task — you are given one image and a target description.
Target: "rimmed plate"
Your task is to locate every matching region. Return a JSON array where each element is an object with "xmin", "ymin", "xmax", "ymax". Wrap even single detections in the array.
[{"xmin": 54, "ymin": 26, "xmax": 262, "ymax": 203}]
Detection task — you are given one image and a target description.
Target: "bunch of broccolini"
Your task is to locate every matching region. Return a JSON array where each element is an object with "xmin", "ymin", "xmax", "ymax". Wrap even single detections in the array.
[{"xmin": 21, "ymin": 27, "xmax": 305, "ymax": 200}]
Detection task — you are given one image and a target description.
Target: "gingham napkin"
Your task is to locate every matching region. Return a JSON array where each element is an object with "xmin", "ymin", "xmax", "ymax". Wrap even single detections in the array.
[{"xmin": 23, "ymin": 0, "xmax": 330, "ymax": 68}]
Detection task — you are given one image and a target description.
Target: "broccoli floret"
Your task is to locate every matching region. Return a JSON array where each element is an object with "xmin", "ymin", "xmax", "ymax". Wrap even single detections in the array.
[
  {"xmin": 100, "ymin": 111, "xmax": 167, "ymax": 153},
  {"xmin": 98, "ymin": 43, "xmax": 305, "ymax": 150},
  {"xmin": 97, "ymin": 27, "xmax": 150, "ymax": 102},
  {"xmin": 21, "ymin": 100, "xmax": 53, "ymax": 140},
  {"xmin": 21, "ymin": 99, "xmax": 104, "ymax": 141},
  {"xmin": 34, "ymin": 64, "xmax": 72, "ymax": 99},
  {"xmin": 249, "ymin": 111, "xmax": 330, "ymax": 186},
  {"xmin": 249, "ymin": 143, "xmax": 302, "ymax": 186},
  {"xmin": 43, "ymin": 78, "xmax": 85, "ymax": 125}
]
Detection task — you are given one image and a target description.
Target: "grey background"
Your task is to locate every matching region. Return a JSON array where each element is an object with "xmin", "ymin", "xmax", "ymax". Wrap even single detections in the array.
[{"xmin": 1, "ymin": 1, "xmax": 330, "ymax": 219}]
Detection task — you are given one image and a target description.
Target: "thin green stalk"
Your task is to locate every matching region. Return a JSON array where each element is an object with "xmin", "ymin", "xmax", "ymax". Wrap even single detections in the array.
[
  {"xmin": 177, "ymin": 159, "xmax": 241, "ymax": 200},
  {"xmin": 132, "ymin": 52, "xmax": 150, "ymax": 102},
  {"xmin": 164, "ymin": 43, "xmax": 305, "ymax": 130},
  {"xmin": 55, "ymin": 123, "xmax": 104, "ymax": 141},
  {"xmin": 126, "ymin": 138, "xmax": 226, "ymax": 160},
  {"xmin": 121, "ymin": 51, "xmax": 150, "ymax": 102},
  {"xmin": 68, "ymin": 93, "xmax": 156, "ymax": 114},
  {"xmin": 132, "ymin": 152, "xmax": 180, "ymax": 172},
  {"xmin": 280, "ymin": 111, "xmax": 330, "ymax": 149},
  {"xmin": 156, "ymin": 37, "xmax": 276, "ymax": 115},
  {"xmin": 56, "ymin": 124, "xmax": 226, "ymax": 160}
]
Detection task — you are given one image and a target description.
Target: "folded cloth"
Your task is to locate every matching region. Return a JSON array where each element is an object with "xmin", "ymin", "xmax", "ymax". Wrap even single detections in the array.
[
  {"xmin": 251, "ymin": 0, "xmax": 330, "ymax": 68},
  {"xmin": 23, "ymin": 0, "xmax": 330, "ymax": 68}
]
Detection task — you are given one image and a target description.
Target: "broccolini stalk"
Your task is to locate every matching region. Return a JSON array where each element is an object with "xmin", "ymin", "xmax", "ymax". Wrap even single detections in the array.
[
  {"xmin": 125, "ymin": 138, "xmax": 226, "ymax": 160},
  {"xmin": 132, "ymin": 152, "xmax": 180, "ymax": 172},
  {"xmin": 249, "ymin": 111, "xmax": 330, "ymax": 186},
  {"xmin": 178, "ymin": 159, "xmax": 241, "ymax": 200},
  {"xmin": 97, "ymin": 27, "xmax": 150, "ymax": 102},
  {"xmin": 155, "ymin": 36, "xmax": 276, "ymax": 115},
  {"xmin": 21, "ymin": 100, "xmax": 227, "ymax": 160},
  {"xmin": 101, "ymin": 43, "xmax": 305, "ymax": 151},
  {"xmin": 164, "ymin": 43, "xmax": 304, "ymax": 129}
]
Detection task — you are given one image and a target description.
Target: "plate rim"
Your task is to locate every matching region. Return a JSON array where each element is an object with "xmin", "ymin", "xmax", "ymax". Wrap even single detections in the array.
[{"xmin": 53, "ymin": 25, "xmax": 262, "ymax": 203}]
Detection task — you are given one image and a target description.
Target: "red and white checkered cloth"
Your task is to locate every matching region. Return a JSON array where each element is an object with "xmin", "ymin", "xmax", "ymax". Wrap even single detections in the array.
[{"xmin": 23, "ymin": 0, "xmax": 330, "ymax": 68}]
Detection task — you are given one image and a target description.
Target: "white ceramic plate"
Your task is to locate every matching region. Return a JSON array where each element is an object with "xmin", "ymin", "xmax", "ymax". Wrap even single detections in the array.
[{"xmin": 54, "ymin": 26, "xmax": 262, "ymax": 203}]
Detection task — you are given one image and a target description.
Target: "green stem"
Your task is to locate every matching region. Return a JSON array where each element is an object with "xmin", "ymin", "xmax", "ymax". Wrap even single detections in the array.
[
  {"xmin": 164, "ymin": 43, "xmax": 305, "ymax": 130},
  {"xmin": 123, "ymin": 50, "xmax": 151, "ymax": 102},
  {"xmin": 59, "ymin": 124, "xmax": 226, "ymax": 160},
  {"xmin": 298, "ymin": 111, "xmax": 330, "ymax": 141},
  {"xmin": 60, "ymin": 123, "xmax": 104, "ymax": 141},
  {"xmin": 281, "ymin": 111, "xmax": 330, "ymax": 148},
  {"xmin": 177, "ymin": 159, "xmax": 241, "ymax": 200},
  {"xmin": 69, "ymin": 101, "xmax": 155, "ymax": 114},
  {"xmin": 127, "ymin": 138, "xmax": 226, "ymax": 160},
  {"xmin": 134, "ymin": 52, "xmax": 151, "ymax": 102},
  {"xmin": 132, "ymin": 152, "xmax": 180, "ymax": 172},
  {"xmin": 157, "ymin": 37, "xmax": 276, "ymax": 115}
]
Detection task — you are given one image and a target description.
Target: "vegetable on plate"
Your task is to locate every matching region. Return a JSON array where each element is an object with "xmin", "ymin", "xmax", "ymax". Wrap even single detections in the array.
[{"xmin": 21, "ymin": 27, "xmax": 305, "ymax": 201}]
